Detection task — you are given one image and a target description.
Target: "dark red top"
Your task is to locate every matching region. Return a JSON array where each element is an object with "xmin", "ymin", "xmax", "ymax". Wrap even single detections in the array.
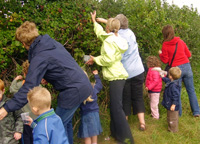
[{"xmin": 159, "ymin": 37, "xmax": 191, "ymax": 67}]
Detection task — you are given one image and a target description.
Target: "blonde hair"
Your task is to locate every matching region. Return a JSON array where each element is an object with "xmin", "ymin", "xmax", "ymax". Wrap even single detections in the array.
[
  {"xmin": 27, "ymin": 87, "xmax": 51, "ymax": 110},
  {"xmin": 15, "ymin": 21, "xmax": 39, "ymax": 46},
  {"xmin": 115, "ymin": 14, "xmax": 128, "ymax": 29},
  {"xmin": 0, "ymin": 79, "xmax": 5, "ymax": 91},
  {"xmin": 83, "ymin": 95, "xmax": 94, "ymax": 105},
  {"xmin": 22, "ymin": 60, "xmax": 30, "ymax": 75},
  {"xmin": 106, "ymin": 18, "xmax": 120, "ymax": 34},
  {"xmin": 168, "ymin": 67, "xmax": 182, "ymax": 80},
  {"xmin": 146, "ymin": 56, "xmax": 162, "ymax": 68}
]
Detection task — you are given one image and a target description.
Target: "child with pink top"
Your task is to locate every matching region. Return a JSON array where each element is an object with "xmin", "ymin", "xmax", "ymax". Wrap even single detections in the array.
[{"xmin": 145, "ymin": 56, "xmax": 162, "ymax": 119}]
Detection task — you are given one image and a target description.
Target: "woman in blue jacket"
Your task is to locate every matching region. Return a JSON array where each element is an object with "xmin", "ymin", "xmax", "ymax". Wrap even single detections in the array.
[{"xmin": 0, "ymin": 21, "xmax": 93, "ymax": 144}]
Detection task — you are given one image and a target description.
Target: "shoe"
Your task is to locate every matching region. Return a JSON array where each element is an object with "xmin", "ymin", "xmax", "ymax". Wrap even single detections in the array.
[
  {"xmin": 194, "ymin": 114, "xmax": 200, "ymax": 117},
  {"xmin": 139, "ymin": 123, "xmax": 146, "ymax": 131},
  {"xmin": 104, "ymin": 136, "xmax": 110, "ymax": 141}
]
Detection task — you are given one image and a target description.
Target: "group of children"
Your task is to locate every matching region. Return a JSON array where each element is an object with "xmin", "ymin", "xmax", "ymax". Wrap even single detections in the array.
[
  {"xmin": 145, "ymin": 56, "xmax": 182, "ymax": 133},
  {"xmin": 0, "ymin": 56, "xmax": 182, "ymax": 144},
  {"xmin": 0, "ymin": 59, "xmax": 103, "ymax": 144}
]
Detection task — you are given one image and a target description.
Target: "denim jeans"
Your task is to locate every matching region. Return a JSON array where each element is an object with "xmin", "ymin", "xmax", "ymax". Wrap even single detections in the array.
[
  {"xmin": 56, "ymin": 104, "xmax": 80, "ymax": 144},
  {"xmin": 177, "ymin": 63, "xmax": 200, "ymax": 116}
]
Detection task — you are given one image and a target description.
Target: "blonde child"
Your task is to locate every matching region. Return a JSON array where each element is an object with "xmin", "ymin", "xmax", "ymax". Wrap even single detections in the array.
[
  {"xmin": 161, "ymin": 67, "xmax": 181, "ymax": 132},
  {"xmin": 78, "ymin": 70, "xmax": 103, "ymax": 144},
  {"xmin": 0, "ymin": 79, "xmax": 23, "ymax": 144},
  {"xmin": 145, "ymin": 56, "xmax": 162, "ymax": 119},
  {"xmin": 26, "ymin": 87, "xmax": 68, "ymax": 144}
]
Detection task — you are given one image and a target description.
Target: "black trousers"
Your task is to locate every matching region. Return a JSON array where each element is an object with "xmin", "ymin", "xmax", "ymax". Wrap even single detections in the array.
[
  {"xmin": 109, "ymin": 80, "xmax": 134, "ymax": 144},
  {"xmin": 22, "ymin": 125, "xmax": 33, "ymax": 144}
]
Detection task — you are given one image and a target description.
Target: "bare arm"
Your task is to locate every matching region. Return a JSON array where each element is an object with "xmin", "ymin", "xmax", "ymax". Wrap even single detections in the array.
[{"xmin": 96, "ymin": 18, "xmax": 107, "ymax": 24}]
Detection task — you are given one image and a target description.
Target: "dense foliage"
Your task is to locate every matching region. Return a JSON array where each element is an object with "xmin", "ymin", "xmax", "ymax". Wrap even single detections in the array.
[{"xmin": 1, "ymin": 0, "xmax": 200, "ymax": 142}]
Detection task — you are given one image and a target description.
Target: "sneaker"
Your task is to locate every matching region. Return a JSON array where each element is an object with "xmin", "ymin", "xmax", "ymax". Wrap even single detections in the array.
[{"xmin": 194, "ymin": 114, "xmax": 200, "ymax": 117}]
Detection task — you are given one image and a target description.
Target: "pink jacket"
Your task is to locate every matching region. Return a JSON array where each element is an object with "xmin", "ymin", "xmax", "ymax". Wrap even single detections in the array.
[{"xmin": 145, "ymin": 67, "xmax": 162, "ymax": 92}]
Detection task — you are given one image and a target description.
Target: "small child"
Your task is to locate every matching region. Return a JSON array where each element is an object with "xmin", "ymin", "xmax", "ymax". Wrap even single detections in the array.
[
  {"xmin": 161, "ymin": 67, "xmax": 181, "ymax": 133},
  {"xmin": 26, "ymin": 86, "xmax": 68, "ymax": 144},
  {"xmin": 145, "ymin": 56, "xmax": 162, "ymax": 119},
  {"xmin": 78, "ymin": 70, "xmax": 103, "ymax": 144},
  {"xmin": 10, "ymin": 60, "xmax": 37, "ymax": 144},
  {"xmin": 0, "ymin": 79, "xmax": 23, "ymax": 144}
]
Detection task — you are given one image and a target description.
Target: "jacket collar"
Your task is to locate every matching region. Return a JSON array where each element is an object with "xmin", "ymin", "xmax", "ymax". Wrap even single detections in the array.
[
  {"xmin": 28, "ymin": 35, "xmax": 42, "ymax": 63},
  {"xmin": 34, "ymin": 108, "xmax": 55, "ymax": 124}
]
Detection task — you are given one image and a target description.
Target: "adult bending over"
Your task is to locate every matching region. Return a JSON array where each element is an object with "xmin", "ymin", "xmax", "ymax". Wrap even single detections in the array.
[
  {"xmin": 97, "ymin": 14, "xmax": 146, "ymax": 131},
  {"xmin": 86, "ymin": 11, "xmax": 134, "ymax": 144},
  {"xmin": 0, "ymin": 21, "xmax": 93, "ymax": 144},
  {"xmin": 159, "ymin": 25, "xmax": 200, "ymax": 117}
]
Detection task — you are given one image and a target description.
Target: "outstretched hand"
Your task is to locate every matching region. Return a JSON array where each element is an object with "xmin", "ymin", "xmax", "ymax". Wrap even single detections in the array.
[
  {"xmin": 90, "ymin": 10, "xmax": 96, "ymax": 23},
  {"xmin": 92, "ymin": 70, "xmax": 98, "ymax": 75},
  {"xmin": 96, "ymin": 18, "xmax": 107, "ymax": 24},
  {"xmin": 85, "ymin": 55, "xmax": 94, "ymax": 65}
]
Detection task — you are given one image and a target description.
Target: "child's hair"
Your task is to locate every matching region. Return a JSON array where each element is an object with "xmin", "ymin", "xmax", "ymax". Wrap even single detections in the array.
[
  {"xmin": 168, "ymin": 67, "xmax": 182, "ymax": 80},
  {"xmin": 146, "ymin": 56, "xmax": 162, "ymax": 68},
  {"xmin": 115, "ymin": 14, "xmax": 128, "ymax": 29},
  {"xmin": 22, "ymin": 60, "xmax": 30, "ymax": 75},
  {"xmin": 0, "ymin": 79, "xmax": 5, "ymax": 91},
  {"xmin": 162, "ymin": 25, "xmax": 175, "ymax": 42},
  {"xmin": 27, "ymin": 86, "xmax": 51, "ymax": 110},
  {"xmin": 106, "ymin": 18, "xmax": 120, "ymax": 34},
  {"xmin": 15, "ymin": 21, "xmax": 39, "ymax": 47},
  {"xmin": 83, "ymin": 95, "xmax": 94, "ymax": 105}
]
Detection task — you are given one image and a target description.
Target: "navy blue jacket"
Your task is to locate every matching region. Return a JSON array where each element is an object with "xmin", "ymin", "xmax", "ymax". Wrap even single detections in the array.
[
  {"xmin": 161, "ymin": 77, "xmax": 180, "ymax": 111},
  {"xmin": 4, "ymin": 34, "xmax": 93, "ymax": 112},
  {"xmin": 80, "ymin": 74, "xmax": 103, "ymax": 115}
]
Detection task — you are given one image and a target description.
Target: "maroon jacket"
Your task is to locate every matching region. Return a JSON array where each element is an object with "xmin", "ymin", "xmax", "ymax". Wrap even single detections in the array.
[{"xmin": 145, "ymin": 67, "xmax": 162, "ymax": 92}]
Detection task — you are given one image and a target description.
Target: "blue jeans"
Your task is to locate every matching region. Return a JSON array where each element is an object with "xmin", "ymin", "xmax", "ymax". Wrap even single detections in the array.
[
  {"xmin": 56, "ymin": 104, "xmax": 80, "ymax": 144},
  {"xmin": 177, "ymin": 63, "xmax": 200, "ymax": 116}
]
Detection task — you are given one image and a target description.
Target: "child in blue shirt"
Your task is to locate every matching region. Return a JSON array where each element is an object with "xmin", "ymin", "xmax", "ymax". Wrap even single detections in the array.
[
  {"xmin": 26, "ymin": 87, "xmax": 68, "ymax": 144},
  {"xmin": 161, "ymin": 67, "xmax": 181, "ymax": 133},
  {"xmin": 78, "ymin": 70, "xmax": 103, "ymax": 144}
]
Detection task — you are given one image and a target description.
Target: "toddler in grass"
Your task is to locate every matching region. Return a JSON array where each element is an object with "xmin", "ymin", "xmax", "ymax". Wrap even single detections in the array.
[
  {"xmin": 78, "ymin": 70, "xmax": 103, "ymax": 144},
  {"xmin": 26, "ymin": 86, "xmax": 68, "ymax": 144},
  {"xmin": 0, "ymin": 79, "xmax": 23, "ymax": 144},
  {"xmin": 145, "ymin": 56, "xmax": 162, "ymax": 119},
  {"xmin": 161, "ymin": 67, "xmax": 181, "ymax": 133}
]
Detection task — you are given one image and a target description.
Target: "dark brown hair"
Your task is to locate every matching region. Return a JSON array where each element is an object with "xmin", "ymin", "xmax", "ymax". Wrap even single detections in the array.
[
  {"xmin": 162, "ymin": 25, "xmax": 175, "ymax": 42},
  {"xmin": 146, "ymin": 56, "xmax": 162, "ymax": 68}
]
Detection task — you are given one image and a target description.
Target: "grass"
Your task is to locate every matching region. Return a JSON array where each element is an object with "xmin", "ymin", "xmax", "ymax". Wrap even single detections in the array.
[
  {"xmin": 96, "ymin": 110, "xmax": 200, "ymax": 144},
  {"xmin": 75, "ymin": 86, "xmax": 200, "ymax": 144}
]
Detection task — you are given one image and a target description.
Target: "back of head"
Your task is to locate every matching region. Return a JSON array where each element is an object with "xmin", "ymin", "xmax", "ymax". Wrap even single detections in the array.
[
  {"xmin": 115, "ymin": 14, "xmax": 128, "ymax": 29},
  {"xmin": 22, "ymin": 60, "xmax": 30, "ymax": 75},
  {"xmin": 168, "ymin": 67, "xmax": 181, "ymax": 80},
  {"xmin": 27, "ymin": 87, "xmax": 51, "ymax": 110},
  {"xmin": 162, "ymin": 25, "xmax": 175, "ymax": 42},
  {"xmin": 0, "ymin": 79, "xmax": 4, "ymax": 91},
  {"xmin": 146, "ymin": 56, "xmax": 162, "ymax": 68},
  {"xmin": 106, "ymin": 18, "xmax": 120, "ymax": 34},
  {"xmin": 15, "ymin": 21, "xmax": 39, "ymax": 46}
]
